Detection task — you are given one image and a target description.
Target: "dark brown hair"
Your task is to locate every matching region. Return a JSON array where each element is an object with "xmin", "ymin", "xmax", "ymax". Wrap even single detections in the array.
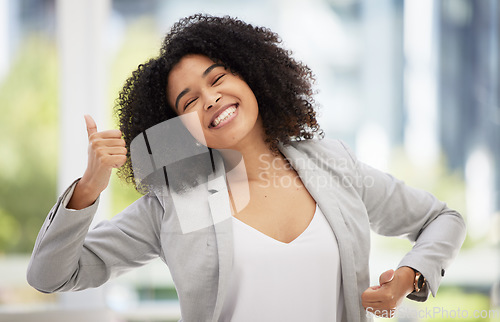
[{"xmin": 115, "ymin": 14, "xmax": 323, "ymax": 189}]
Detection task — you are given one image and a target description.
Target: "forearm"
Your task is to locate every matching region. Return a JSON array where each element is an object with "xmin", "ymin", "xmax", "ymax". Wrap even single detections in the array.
[
  {"xmin": 27, "ymin": 181, "xmax": 100, "ymax": 292},
  {"xmin": 27, "ymin": 181, "xmax": 164, "ymax": 293},
  {"xmin": 397, "ymin": 209, "xmax": 466, "ymax": 300}
]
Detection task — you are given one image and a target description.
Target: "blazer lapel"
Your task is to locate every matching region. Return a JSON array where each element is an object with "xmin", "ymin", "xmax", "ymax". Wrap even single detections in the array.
[
  {"xmin": 206, "ymin": 150, "xmax": 233, "ymax": 322},
  {"xmin": 279, "ymin": 143, "xmax": 360, "ymax": 322}
]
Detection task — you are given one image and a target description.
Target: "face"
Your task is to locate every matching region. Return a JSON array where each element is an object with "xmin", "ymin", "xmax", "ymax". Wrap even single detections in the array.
[{"xmin": 167, "ymin": 54, "xmax": 263, "ymax": 150}]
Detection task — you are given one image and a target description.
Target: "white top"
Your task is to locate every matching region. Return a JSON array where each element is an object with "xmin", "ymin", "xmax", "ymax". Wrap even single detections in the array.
[{"xmin": 219, "ymin": 204, "xmax": 343, "ymax": 322}]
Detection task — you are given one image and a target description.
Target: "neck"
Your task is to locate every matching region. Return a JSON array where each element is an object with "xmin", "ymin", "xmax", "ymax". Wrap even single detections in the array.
[{"xmin": 218, "ymin": 128, "xmax": 291, "ymax": 184}]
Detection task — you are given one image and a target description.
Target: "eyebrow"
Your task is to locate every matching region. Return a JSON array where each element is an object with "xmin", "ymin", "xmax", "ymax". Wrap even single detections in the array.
[
  {"xmin": 175, "ymin": 63, "xmax": 225, "ymax": 111},
  {"xmin": 203, "ymin": 63, "xmax": 224, "ymax": 77}
]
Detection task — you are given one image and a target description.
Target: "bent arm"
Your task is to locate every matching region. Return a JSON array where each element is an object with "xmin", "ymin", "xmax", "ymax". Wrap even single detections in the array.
[
  {"xmin": 340, "ymin": 141, "xmax": 467, "ymax": 302},
  {"xmin": 27, "ymin": 179, "xmax": 163, "ymax": 293},
  {"xmin": 396, "ymin": 209, "xmax": 465, "ymax": 301}
]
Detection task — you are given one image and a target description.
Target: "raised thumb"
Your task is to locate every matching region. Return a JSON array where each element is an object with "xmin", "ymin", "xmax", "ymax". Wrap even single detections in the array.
[
  {"xmin": 84, "ymin": 114, "xmax": 98, "ymax": 138},
  {"xmin": 379, "ymin": 269, "xmax": 395, "ymax": 286}
]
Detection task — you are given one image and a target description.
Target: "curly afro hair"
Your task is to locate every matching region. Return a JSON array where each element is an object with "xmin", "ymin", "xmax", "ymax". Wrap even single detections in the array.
[{"xmin": 115, "ymin": 14, "xmax": 324, "ymax": 189}]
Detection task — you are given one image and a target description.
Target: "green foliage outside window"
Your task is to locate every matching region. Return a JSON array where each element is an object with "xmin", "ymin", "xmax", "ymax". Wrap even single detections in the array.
[{"xmin": 0, "ymin": 34, "xmax": 58, "ymax": 254}]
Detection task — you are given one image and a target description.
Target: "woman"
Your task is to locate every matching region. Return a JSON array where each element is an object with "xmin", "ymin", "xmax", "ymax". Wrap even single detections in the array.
[{"xmin": 27, "ymin": 14, "xmax": 466, "ymax": 321}]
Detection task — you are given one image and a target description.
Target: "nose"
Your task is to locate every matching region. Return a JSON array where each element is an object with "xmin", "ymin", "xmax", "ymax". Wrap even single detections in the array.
[{"xmin": 205, "ymin": 93, "xmax": 222, "ymax": 111}]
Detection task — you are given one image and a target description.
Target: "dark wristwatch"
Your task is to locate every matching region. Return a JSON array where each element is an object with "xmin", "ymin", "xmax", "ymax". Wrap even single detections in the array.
[{"xmin": 412, "ymin": 269, "xmax": 426, "ymax": 293}]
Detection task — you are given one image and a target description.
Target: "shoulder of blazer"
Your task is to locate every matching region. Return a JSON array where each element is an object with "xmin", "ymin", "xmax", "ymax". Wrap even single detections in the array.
[{"xmin": 281, "ymin": 138, "xmax": 357, "ymax": 167}]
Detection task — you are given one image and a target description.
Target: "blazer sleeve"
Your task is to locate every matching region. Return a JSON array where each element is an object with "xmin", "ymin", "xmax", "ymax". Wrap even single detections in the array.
[
  {"xmin": 26, "ymin": 179, "xmax": 164, "ymax": 293},
  {"xmin": 339, "ymin": 141, "xmax": 467, "ymax": 302}
]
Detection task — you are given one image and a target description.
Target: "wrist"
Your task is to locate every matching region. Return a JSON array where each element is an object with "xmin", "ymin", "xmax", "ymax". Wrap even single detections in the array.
[
  {"xmin": 395, "ymin": 266, "xmax": 416, "ymax": 296},
  {"xmin": 67, "ymin": 178, "xmax": 101, "ymax": 210}
]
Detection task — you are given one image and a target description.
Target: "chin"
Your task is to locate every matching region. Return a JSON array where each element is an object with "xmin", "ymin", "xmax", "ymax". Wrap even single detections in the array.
[
  {"xmin": 206, "ymin": 141, "xmax": 238, "ymax": 151},
  {"xmin": 205, "ymin": 117, "xmax": 261, "ymax": 150}
]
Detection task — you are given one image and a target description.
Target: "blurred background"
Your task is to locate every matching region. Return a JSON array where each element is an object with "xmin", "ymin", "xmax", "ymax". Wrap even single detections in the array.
[{"xmin": 0, "ymin": 0, "xmax": 499, "ymax": 321}]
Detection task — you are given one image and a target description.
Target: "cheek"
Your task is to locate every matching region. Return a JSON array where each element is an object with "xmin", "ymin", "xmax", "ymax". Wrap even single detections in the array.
[
  {"xmin": 241, "ymin": 86, "xmax": 259, "ymax": 113},
  {"xmin": 179, "ymin": 112, "xmax": 208, "ymax": 146},
  {"xmin": 246, "ymin": 94, "xmax": 260, "ymax": 120}
]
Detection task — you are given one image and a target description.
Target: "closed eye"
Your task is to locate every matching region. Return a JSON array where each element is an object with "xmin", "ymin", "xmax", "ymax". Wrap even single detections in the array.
[
  {"xmin": 184, "ymin": 97, "xmax": 198, "ymax": 111},
  {"xmin": 212, "ymin": 74, "xmax": 225, "ymax": 86}
]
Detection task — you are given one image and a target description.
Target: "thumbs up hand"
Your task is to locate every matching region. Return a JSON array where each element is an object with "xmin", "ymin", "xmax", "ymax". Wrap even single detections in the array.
[{"xmin": 67, "ymin": 115, "xmax": 127, "ymax": 210}]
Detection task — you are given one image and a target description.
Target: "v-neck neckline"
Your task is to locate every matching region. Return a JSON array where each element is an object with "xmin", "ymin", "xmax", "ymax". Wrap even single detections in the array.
[{"xmin": 232, "ymin": 204, "xmax": 318, "ymax": 245}]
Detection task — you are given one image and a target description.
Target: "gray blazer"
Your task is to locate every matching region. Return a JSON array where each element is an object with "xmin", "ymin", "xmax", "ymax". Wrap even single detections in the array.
[{"xmin": 27, "ymin": 138, "xmax": 466, "ymax": 322}]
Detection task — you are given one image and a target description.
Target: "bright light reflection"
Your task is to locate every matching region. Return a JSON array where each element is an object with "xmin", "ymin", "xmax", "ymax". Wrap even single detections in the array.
[{"xmin": 465, "ymin": 147, "xmax": 495, "ymax": 239}]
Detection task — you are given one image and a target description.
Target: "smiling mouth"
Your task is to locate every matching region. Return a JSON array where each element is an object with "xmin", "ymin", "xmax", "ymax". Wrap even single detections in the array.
[{"xmin": 209, "ymin": 104, "xmax": 238, "ymax": 129}]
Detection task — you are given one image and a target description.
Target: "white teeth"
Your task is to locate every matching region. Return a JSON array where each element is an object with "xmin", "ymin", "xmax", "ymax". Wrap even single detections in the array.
[{"xmin": 212, "ymin": 106, "xmax": 237, "ymax": 127}]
